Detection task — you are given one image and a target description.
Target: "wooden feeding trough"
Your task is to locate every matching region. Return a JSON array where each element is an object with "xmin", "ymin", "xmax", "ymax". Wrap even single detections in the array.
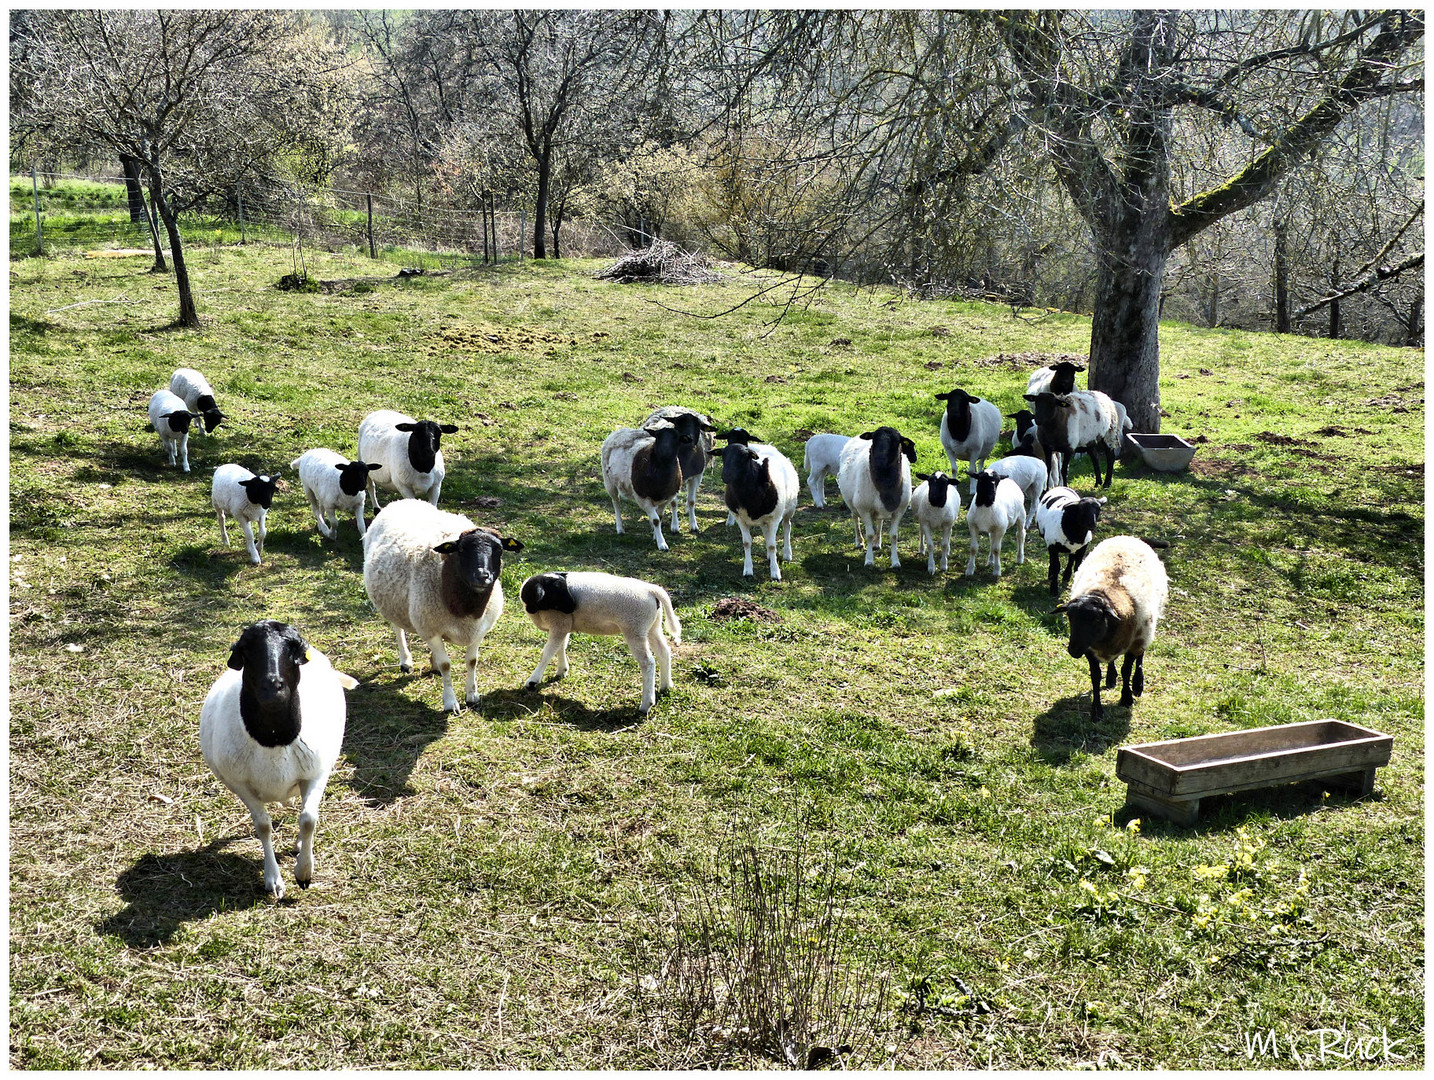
[{"xmin": 1116, "ymin": 720, "xmax": 1393, "ymax": 825}]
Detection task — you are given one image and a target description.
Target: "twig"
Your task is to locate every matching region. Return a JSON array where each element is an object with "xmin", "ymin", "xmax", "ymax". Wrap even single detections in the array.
[{"xmin": 46, "ymin": 297, "xmax": 140, "ymax": 313}]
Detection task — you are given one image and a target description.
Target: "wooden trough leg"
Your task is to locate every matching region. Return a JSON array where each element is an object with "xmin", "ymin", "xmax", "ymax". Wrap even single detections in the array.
[
  {"xmin": 1124, "ymin": 781, "xmax": 1200, "ymax": 826},
  {"xmin": 1323, "ymin": 767, "xmax": 1377, "ymax": 798}
]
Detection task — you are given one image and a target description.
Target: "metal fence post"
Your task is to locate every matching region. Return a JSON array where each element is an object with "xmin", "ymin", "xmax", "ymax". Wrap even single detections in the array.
[
  {"xmin": 236, "ymin": 184, "xmax": 246, "ymax": 244},
  {"xmin": 367, "ymin": 193, "xmax": 376, "ymax": 259},
  {"xmin": 31, "ymin": 167, "xmax": 43, "ymax": 255}
]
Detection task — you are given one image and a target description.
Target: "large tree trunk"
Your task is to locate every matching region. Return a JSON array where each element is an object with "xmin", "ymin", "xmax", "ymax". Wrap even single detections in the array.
[
  {"xmin": 1088, "ymin": 236, "xmax": 1168, "ymax": 434},
  {"xmin": 532, "ymin": 148, "xmax": 550, "ymax": 258},
  {"xmin": 120, "ymin": 155, "xmax": 146, "ymax": 223},
  {"xmin": 147, "ymin": 165, "xmax": 198, "ymax": 327}
]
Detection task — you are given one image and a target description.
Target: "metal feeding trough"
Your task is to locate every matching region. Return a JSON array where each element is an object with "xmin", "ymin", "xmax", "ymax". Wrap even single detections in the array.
[
  {"xmin": 1124, "ymin": 432, "xmax": 1197, "ymax": 471},
  {"xmin": 1116, "ymin": 719, "xmax": 1394, "ymax": 825}
]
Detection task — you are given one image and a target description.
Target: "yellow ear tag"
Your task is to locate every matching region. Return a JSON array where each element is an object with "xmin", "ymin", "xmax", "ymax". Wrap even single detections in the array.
[{"xmin": 304, "ymin": 648, "xmax": 312, "ymax": 662}]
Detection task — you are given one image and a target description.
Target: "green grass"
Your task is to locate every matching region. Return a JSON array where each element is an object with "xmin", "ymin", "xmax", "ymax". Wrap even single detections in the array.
[{"xmin": 8, "ymin": 243, "xmax": 1424, "ymax": 1068}]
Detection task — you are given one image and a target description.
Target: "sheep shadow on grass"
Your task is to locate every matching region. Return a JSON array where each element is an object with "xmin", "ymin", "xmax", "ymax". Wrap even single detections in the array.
[
  {"xmin": 483, "ymin": 686, "xmax": 650, "ymax": 733},
  {"xmin": 342, "ymin": 677, "xmax": 452, "ymax": 806},
  {"xmin": 1030, "ymin": 694, "xmax": 1132, "ymax": 763},
  {"xmin": 97, "ymin": 841, "xmax": 270, "ymax": 949}
]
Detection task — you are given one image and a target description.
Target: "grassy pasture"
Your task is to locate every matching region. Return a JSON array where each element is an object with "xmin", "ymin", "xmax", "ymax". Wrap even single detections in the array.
[{"xmin": 8, "ymin": 241, "xmax": 1424, "ymax": 1068}]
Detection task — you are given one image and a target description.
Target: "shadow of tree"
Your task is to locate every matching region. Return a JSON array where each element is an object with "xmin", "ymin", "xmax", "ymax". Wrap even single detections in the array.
[
  {"xmin": 1030, "ymin": 693, "xmax": 1133, "ymax": 763},
  {"xmin": 96, "ymin": 840, "xmax": 269, "ymax": 948}
]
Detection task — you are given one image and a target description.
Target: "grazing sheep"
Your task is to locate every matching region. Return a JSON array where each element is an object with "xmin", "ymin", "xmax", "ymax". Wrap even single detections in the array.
[
  {"xmin": 643, "ymin": 406, "xmax": 716, "ymax": 534},
  {"xmin": 520, "ymin": 571, "xmax": 682, "ymax": 714},
  {"xmin": 1057, "ymin": 535, "xmax": 1169, "ymax": 722},
  {"xmin": 362, "ymin": 499, "xmax": 524, "ymax": 712},
  {"xmin": 802, "ymin": 432, "xmax": 856, "ymax": 508},
  {"xmin": 837, "ymin": 426, "xmax": 916, "ymax": 569},
  {"xmin": 1025, "ymin": 359, "xmax": 1085, "ymax": 398},
  {"xmin": 936, "ymin": 387, "xmax": 1002, "ymax": 493},
  {"xmin": 357, "ymin": 410, "xmax": 457, "ymax": 508},
  {"xmin": 169, "ymin": 367, "xmax": 226, "ymax": 435},
  {"xmin": 911, "ymin": 471, "xmax": 961, "ymax": 574},
  {"xmin": 292, "ymin": 449, "xmax": 383, "ymax": 540},
  {"xmin": 986, "ymin": 454, "xmax": 1050, "ymax": 526},
  {"xmin": 212, "ymin": 464, "xmax": 278, "ymax": 564},
  {"xmin": 1023, "ymin": 389, "xmax": 1122, "ymax": 488},
  {"xmin": 147, "ymin": 388, "xmax": 198, "ymax": 472},
  {"xmin": 964, "ymin": 471, "xmax": 1026, "ymax": 578},
  {"xmin": 601, "ymin": 421, "xmax": 695, "ymax": 551},
  {"xmin": 713, "ymin": 439, "xmax": 800, "ymax": 579},
  {"xmin": 199, "ymin": 620, "xmax": 356, "ymax": 898},
  {"xmin": 1035, "ymin": 486, "xmax": 1108, "ymax": 597}
]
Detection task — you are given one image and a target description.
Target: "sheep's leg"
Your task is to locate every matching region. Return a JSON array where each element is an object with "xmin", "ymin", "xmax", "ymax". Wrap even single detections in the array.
[
  {"xmin": 427, "ymin": 639, "xmax": 461, "ymax": 712},
  {"xmin": 178, "ymin": 433, "xmax": 190, "ymax": 473},
  {"xmin": 650, "ymin": 621, "xmax": 673, "ymax": 694},
  {"xmin": 308, "ymin": 492, "xmax": 334, "ymax": 539},
  {"xmin": 988, "ymin": 525, "xmax": 1006, "ymax": 578},
  {"xmin": 610, "ymin": 492, "xmax": 625, "ymax": 534},
  {"xmin": 781, "ymin": 513, "xmax": 793, "ymax": 563},
  {"xmin": 1119, "ymin": 653, "xmax": 1137, "ymax": 707},
  {"xmin": 851, "ymin": 510, "xmax": 864, "ymax": 550},
  {"xmin": 807, "ymin": 468, "xmax": 827, "ymax": 508},
  {"xmin": 1087, "ymin": 655, "xmax": 1104, "ymax": 722},
  {"xmin": 428, "ymin": 478, "xmax": 443, "ymax": 506},
  {"xmin": 939, "ymin": 523, "xmax": 952, "ymax": 572},
  {"xmin": 737, "ymin": 518, "xmax": 756, "ymax": 577},
  {"xmin": 647, "ymin": 507, "xmax": 669, "ymax": 552},
  {"xmin": 965, "ymin": 526, "xmax": 981, "ymax": 577},
  {"xmin": 625, "ymin": 631, "xmax": 657, "ymax": 714},
  {"xmin": 393, "ymin": 626, "xmax": 414, "ymax": 674},
  {"xmin": 918, "ymin": 524, "xmax": 930, "ymax": 558},
  {"xmin": 686, "ymin": 476, "xmax": 701, "ymax": 534},
  {"xmin": 887, "ymin": 515, "xmax": 901, "ymax": 569},
  {"xmin": 354, "ymin": 497, "xmax": 368, "ymax": 538},
  {"xmin": 367, "ymin": 475, "xmax": 383, "ymax": 510},
  {"xmin": 1131, "ymin": 653, "xmax": 1145, "ymax": 698},
  {"xmin": 669, "ymin": 495, "xmax": 681, "ymax": 534},
  {"xmin": 1047, "ymin": 550, "xmax": 1063, "ymax": 597},
  {"xmin": 924, "ymin": 524, "xmax": 936, "ymax": 574},
  {"xmin": 256, "ymin": 510, "xmax": 267, "ymax": 559},
  {"xmin": 1105, "ymin": 662, "xmax": 1117, "ymax": 689},
  {"xmin": 861, "ymin": 512, "xmax": 878, "ymax": 567},
  {"xmin": 462, "ymin": 643, "xmax": 481, "ymax": 707},
  {"xmin": 763, "ymin": 517, "xmax": 781, "ymax": 580},
  {"xmin": 526, "ymin": 630, "xmax": 568, "ymax": 688},
  {"xmin": 239, "ymin": 520, "xmax": 261, "ymax": 565},
  {"xmin": 1015, "ymin": 518, "xmax": 1026, "ymax": 565},
  {"xmin": 293, "ymin": 774, "xmax": 326, "ymax": 889},
  {"xmin": 237, "ymin": 791, "xmax": 284, "ymax": 898},
  {"xmin": 216, "ymin": 509, "xmax": 230, "ymax": 547}
]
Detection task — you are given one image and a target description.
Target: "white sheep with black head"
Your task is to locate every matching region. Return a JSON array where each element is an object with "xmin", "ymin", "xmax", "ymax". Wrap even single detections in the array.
[
  {"xmin": 1023, "ymin": 389, "xmax": 1122, "ymax": 489},
  {"xmin": 910, "ymin": 471, "xmax": 961, "ymax": 574},
  {"xmin": 713, "ymin": 437, "xmax": 799, "ymax": 579},
  {"xmin": 212, "ymin": 464, "xmax": 279, "ymax": 564},
  {"xmin": 292, "ymin": 449, "xmax": 383, "ymax": 540},
  {"xmin": 986, "ymin": 454, "xmax": 1050, "ymax": 527},
  {"xmin": 1034, "ymin": 486, "xmax": 1107, "ymax": 597},
  {"xmin": 601, "ymin": 420, "xmax": 695, "ymax": 551},
  {"xmin": 964, "ymin": 470, "xmax": 1026, "ymax": 578},
  {"xmin": 936, "ymin": 387, "xmax": 1002, "ymax": 493},
  {"xmin": 837, "ymin": 426, "xmax": 917, "ymax": 569},
  {"xmin": 169, "ymin": 367, "xmax": 227, "ymax": 436},
  {"xmin": 357, "ymin": 410, "xmax": 457, "ymax": 507},
  {"xmin": 199, "ymin": 620, "xmax": 356, "ymax": 898},
  {"xmin": 147, "ymin": 388, "xmax": 199, "ymax": 472}
]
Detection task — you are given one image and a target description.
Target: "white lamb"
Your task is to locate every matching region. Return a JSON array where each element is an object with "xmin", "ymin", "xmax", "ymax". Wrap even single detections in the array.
[
  {"xmin": 362, "ymin": 499, "xmax": 524, "ymax": 712},
  {"xmin": 212, "ymin": 464, "xmax": 278, "ymax": 565},
  {"xmin": 519, "ymin": 571, "xmax": 683, "ymax": 714},
  {"xmin": 147, "ymin": 388, "xmax": 197, "ymax": 472},
  {"xmin": 964, "ymin": 471, "xmax": 1026, "ymax": 578},
  {"xmin": 169, "ymin": 367, "xmax": 226, "ymax": 435},
  {"xmin": 199, "ymin": 620, "xmax": 357, "ymax": 898},
  {"xmin": 910, "ymin": 471, "xmax": 961, "ymax": 574},
  {"xmin": 1058, "ymin": 536, "xmax": 1169, "ymax": 722},
  {"xmin": 357, "ymin": 410, "xmax": 458, "ymax": 507},
  {"xmin": 837, "ymin": 426, "xmax": 916, "ymax": 569},
  {"xmin": 802, "ymin": 433, "xmax": 856, "ymax": 508},
  {"xmin": 986, "ymin": 454, "xmax": 1050, "ymax": 527},
  {"xmin": 292, "ymin": 449, "xmax": 383, "ymax": 540}
]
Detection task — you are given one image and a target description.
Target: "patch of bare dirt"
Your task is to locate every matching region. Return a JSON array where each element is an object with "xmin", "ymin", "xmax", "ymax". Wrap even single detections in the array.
[
  {"xmin": 708, "ymin": 597, "xmax": 784, "ymax": 623},
  {"xmin": 1364, "ymin": 392, "xmax": 1423, "ymax": 414},
  {"xmin": 972, "ymin": 351, "xmax": 1088, "ymax": 370},
  {"xmin": 1254, "ymin": 431, "xmax": 1314, "ymax": 447},
  {"xmin": 431, "ymin": 321, "xmax": 571, "ymax": 354},
  {"xmin": 1189, "ymin": 456, "xmax": 1264, "ymax": 481}
]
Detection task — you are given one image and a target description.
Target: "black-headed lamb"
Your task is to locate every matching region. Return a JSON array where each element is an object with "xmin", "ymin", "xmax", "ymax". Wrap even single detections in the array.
[
  {"xmin": 1006, "ymin": 409, "xmax": 1044, "ymax": 460},
  {"xmin": 362, "ymin": 499, "xmax": 523, "ymax": 712},
  {"xmin": 169, "ymin": 367, "xmax": 226, "ymax": 435},
  {"xmin": 520, "ymin": 571, "xmax": 682, "ymax": 714},
  {"xmin": 292, "ymin": 449, "xmax": 383, "ymax": 540},
  {"xmin": 936, "ymin": 387, "xmax": 1002, "ymax": 493},
  {"xmin": 837, "ymin": 426, "xmax": 916, "ymax": 569},
  {"xmin": 602, "ymin": 420, "xmax": 695, "ymax": 551},
  {"xmin": 357, "ymin": 410, "xmax": 457, "ymax": 507},
  {"xmin": 986, "ymin": 454, "xmax": 1050, "ymax": 527},
  {"xmin": 147, "ymin": 388, "xmax": 198, "ymax": 472},
  {"xmin": 643, "ymin": 406, "xmax": 716, "ymax": 534},
  {"xmin": 911, "ymin": 471, "xmax": 960, "ymax": 574},
  {"xmin": 713, "ymin": 439, "xmax": 800, "ymax": 579},
  {"xmin": 1056, "ymin": 535, "xmax": 1168, "ymax": 722},
  {"xmin": 199, "ymin": 620, "xmax": 356, "ymax": 897},
  {"xmin": 802, "ymin": 432, "xmax": 856, "ymax": 508},
  {"xmin": 1035, "ymin": 486, "xmax": 1107, "ymax": 597},
  {"xmin": 1023, "ymin": 389, "xmax": 1122, "ymax": 488},
  {"xmin": 964, "ymin": 471, "xmax": 1026, "ymax": 578},
  {"xmin": 212, "ymin": 464, "xmax": 278, "ymax": 564}
]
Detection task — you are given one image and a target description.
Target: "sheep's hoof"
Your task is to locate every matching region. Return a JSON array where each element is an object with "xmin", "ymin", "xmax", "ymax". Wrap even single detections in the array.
[
  {"xmin": 400, "ymin": 663, "xmax": 413, "ymax": 674},
  {"xmin": 1119, "ymin": 692, "xmax": 1135, "ymax": 707},
  {"xmin": 297, "ymin": 878, "xmax": 311, "ymax": 890},
  {"xmin": 525, "ymin": 680, "xmax": 539, "ymax": 691}
]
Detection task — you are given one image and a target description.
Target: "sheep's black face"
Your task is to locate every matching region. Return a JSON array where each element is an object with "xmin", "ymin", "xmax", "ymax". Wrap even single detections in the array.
[
  {"xmin": 1048, "ymin": 361, "xmax": 1084, "ymax": 395},
  {"xmin": 396, "ymin": 420, "xmax": 459, "ymax": 474},
  {"xmin": 336, "ymin": 460, "xmax": 383, "ymax": 497},
  {"xmin": 164, "ymin": 410, "xmax": 195, "ymax": 434},
  {"xmin": 1063, "ymin": 597, "xmax": 1117, "ymax": 659},
  {"xmin": 1023, "ymin": 392, "xmax": 1062, "ymax": 423},
  {"xmin": 201, "ymin": 407, "xmax": 225, "ymax": 433},
  {"xmin": 240, "ymin": 475, "xmax": 278, "ymax": 509},
  {"xmin": 716, "ymin": 428, "xmax": 753, "ymax": 446},
  {"xmin": 521, "ymin": 572, "xmax": 577, "ymax": 615},
  {"xmin": 716, "ymin": 443, "xmax": 761, "ymax": 487},
  {"xmin": 972, "ymin": 472, "xmax": 999, "ymax": 507},
  {"xmin": 925, "ymin": 472, "xmax": 953, "ymax": 507},
  {"xmin": 435, "ymin": 530, "xmax": 523, "ymax": 615},
  {"xmin": 228, "ymin": 620, "xmax": 309, "ymax": 745}
]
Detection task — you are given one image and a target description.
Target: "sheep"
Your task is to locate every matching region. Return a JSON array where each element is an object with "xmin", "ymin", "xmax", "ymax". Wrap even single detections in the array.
[
  {"xmin": 169, "ymin": 367, "xmax": 226, "ymax": 435},
  {"xmin": 964, "ymin": 471, "xmax": 1026, "ymax": 578},
  {"xmin": 292, "ymin": 448, "xmax": 383, "ymax": 540},
  {"xmin": 1025, "ymin": 359, "xmax": 1085, "ymax": 398},
  {"xmin": 212, "ymin": 464, "xmax": 278, "ymax": 564},
  {"xmin": 519, "ymin": 571, "xmax": 682, "ymax": 715},
  {"xmin": 713, "ymin": 439, "xmax": 800, "ymax": 579},
  {"xmin": 936, "ymin": 387, "xmax": 1002, "ymax": 493},
  {"xmin": 356, "ymin": 410, "xmax": 457, "ymax": 508},
  {"xmin": 643, "ymin": 406, "xmax": 716, "ymax": 534},
  {"xmin": 801, "ymin": 432, "xmax": 856, "ymax": 508},
  {"xmin": 986, "ymin": 454, "xmax": 1050, "ymax": 527},
  {"xmin": 147, "ymin": 388, "xmax": 198, "ymax": 472},
  {"xmin": 601, "ymin": 420, "xmax": 695, "ymax": 551},
  {"xmin": 1056, "ymin": 535, "xmax": 1169, "ymax": 722},
  {"xmin": 837, "ymin": 426, "xmax": 916, "ymax": 569},
  {"xmin": 1023, "ymin": 389, "xmax": 1122, "ymax": 488},
  {"xmin": 1035, "ymin": 486, "xmax": 1108, "ymax": 597},
  {"xmin": 362, "ymin": 499, "xmax": 524, "ymax": 712},
  {"xmin": 714, "ymin": 428, "xmax": 782, "ymax": 525},
  {"xmin": 910, "ymin": 471, "xmax": 961, "ymax": 574},
  {"xmin": 199, "ymin": 620, "xmax": 357, "ymax": 898},
  {"xmin": 1005, "ymin": 409, "xmax": 1045, "ymax": 461}
]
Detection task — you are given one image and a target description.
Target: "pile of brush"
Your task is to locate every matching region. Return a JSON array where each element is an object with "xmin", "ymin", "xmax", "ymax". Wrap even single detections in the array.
[{"xmin": 595, "ymin": 239, "xmax": 722, "ymax": 285}]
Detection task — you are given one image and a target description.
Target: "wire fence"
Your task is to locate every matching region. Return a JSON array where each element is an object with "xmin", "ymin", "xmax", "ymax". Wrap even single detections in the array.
[{"xmin": 8, "ymin": 170, "xmax": 628, "ymax": 267}]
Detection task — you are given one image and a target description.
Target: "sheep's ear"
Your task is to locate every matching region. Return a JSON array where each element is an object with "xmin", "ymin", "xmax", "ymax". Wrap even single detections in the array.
[
  {"xmin": 367, "ymin": 462, "xmax": 383, "ymax": 471},
  {"xmin": 227, "ymin": 642, "xmax": 246, "ymax": 670},
  {"xmin": 334, "ymin": 463, "xmax": 347, "ymax": 472},
  {"xmin": 858, "ymin": 431, "xmax": 875, "ymax": 440},
  {"xmin": 902, "ymin": 438, "xmax": 917, "ymax": 461},
  {"xmin": 914, "ymin": 472, "xmax": 930, "ymax": 482},
  {"xmin": 934, "ymin": 392, "xmax": 949, "ymax": 401},
  {"xmin": 1023, "ymin": 394, "xmax": 1037, "ymax": 402},
  {"xmin": 501, "ymin": 536, "xmax": 524, "ymax": 552},
  {"xmin": 334, "ymin": 671, "xmax": 359, "ymax": 690},
  {"xmin": 395, "ymin": 422, "xmax": 417, "ymax": 432},
  {"xmin": 1050, "ymin": 604, "xmax": 1067, "ymax": 615},
  {"xmin": 439, "ymin": 424, "xmax": 458, "ymax": 434},
  {"xmin": 433, "ymin": 540, "xmax": 460, "ymax": 554}
]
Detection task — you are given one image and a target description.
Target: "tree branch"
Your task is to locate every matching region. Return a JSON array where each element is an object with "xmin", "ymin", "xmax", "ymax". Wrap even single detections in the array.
[{"xmin": 1293, "ymin": 252, "xmax": 1424, "ymax": 318}]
